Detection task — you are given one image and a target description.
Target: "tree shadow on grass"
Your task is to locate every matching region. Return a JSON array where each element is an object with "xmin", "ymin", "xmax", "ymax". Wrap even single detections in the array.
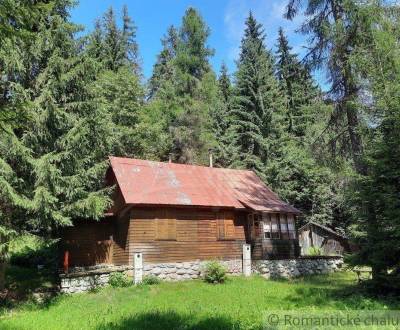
[
  {"xmin": 284, "ymin": 280, "xmax": 400, "ymax": 309},
  {"xmin": 96, "ymin": 310, "xmax": 255, "ymax": 330}
]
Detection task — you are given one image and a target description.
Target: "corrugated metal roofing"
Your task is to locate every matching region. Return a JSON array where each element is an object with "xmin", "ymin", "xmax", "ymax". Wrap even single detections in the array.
[{"xmin": 109, "ymin": 157, "xmax": 300, "ymax": 214}]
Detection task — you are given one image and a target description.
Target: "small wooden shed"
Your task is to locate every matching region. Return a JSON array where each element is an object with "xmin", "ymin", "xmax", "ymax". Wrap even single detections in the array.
[
  {"xmin": 298, "ymin": 221, "xmax": 350, "ymax": 256},
  {"xmin": 60, "ymin": 157, "xmax": 301, "ymax": 268}
]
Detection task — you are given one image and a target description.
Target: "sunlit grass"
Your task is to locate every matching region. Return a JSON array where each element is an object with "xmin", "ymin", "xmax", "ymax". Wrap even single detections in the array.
[{"xmin": 1, "ymin": 272, "xmax": 399, "ymax": 330}]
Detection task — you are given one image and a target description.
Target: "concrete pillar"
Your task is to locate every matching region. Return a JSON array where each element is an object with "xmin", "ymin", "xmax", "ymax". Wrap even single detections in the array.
[
  {"xmin": 243, "ymin": 244, "xmax": 251, "ymax": 277},
  {"xmin": 134, "ymin": 252, "xmax": 143, "ymax": 284}
]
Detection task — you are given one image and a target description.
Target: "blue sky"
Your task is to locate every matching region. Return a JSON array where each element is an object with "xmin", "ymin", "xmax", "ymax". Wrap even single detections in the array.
[{"xmin": 70, "ymin": 0, "xmax": 326, "ymax": 87}]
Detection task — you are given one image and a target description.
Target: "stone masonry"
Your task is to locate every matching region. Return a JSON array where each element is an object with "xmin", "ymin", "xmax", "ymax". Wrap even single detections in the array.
[
  {"xmin": 60, "ymin": 257, "xmax": 343, "ymax": 293},
  {"xmin": 252, "ymin": 256, "xmax": 343, "ymax": 279},
  {"xmin": 143, "ymin": 259, "xmax": 243, "ymax": 281}
]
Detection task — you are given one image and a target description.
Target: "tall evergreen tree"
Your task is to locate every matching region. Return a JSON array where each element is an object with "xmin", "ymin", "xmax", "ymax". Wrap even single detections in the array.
[
  {"xmin": 348, "ymin": 1, "xmax": 400, "ymax": 280},
  {"xmin": 232, "ymin": 13, "xmax": 284, "ymax": 175},
  {"xmin": 148, "ymin": 25, "xmax": 178, "ymax": 98},
  {"xmin": 87, "ymin": 6, "xmax": 140, "ymax": 72},
  {"xmin": 275, "ymin": 27, "xmax": 319, "ymax": 139},
  {"xmin": 174, "ymin": 7, "xmax": 214, "ymax": 96},
  {"xmin": 0, "ymin": 3, "xmax": 144, "ymax": 291},
  {"xmin": 148, "ymin": 8, "xmax": 217, "ymax": 164},
  {"xmin": 211, "ymin": 63, "xmax": 238, "ymax": 167},
  {"xmin": 285, "ymin": 0, "xmax": 366, "ymax": 174}
]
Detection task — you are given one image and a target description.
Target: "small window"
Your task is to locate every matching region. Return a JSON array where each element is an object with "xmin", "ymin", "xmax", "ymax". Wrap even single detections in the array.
[
  {"xmin": 287, "ymin": 214, "xmax": 296, "ymax": 239},
  {"xmin": 156, "ymin": 218, "xmax": 176, "ymax": 240},
  {"xmin": 262, "ymin": 214, "xmax": 271, "ymax": 239},
  {"xmin": 270, "ymin": 214, "xmax": 280, "ymax": 239},
  {"xmin": 280, "ymin": 214, "xmax": 289, "ymax": 239}
]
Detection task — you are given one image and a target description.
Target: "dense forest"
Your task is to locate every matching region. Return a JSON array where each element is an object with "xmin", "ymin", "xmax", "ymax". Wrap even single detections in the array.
[{"xmin": 0, "ymin": 0, "xmax": 399, "ymax": 287}]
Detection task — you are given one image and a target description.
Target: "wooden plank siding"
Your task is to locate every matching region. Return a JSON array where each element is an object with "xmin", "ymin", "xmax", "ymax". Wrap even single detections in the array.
[
  {"xmin": 126, "ymin": 207, "xmax": 246, "ymax": 264},
  {"xmin": 112, "ymin": 213, "xmax": 130, "ymax": 265},
  {"xmin": 60, "ymin": 207, "xmax": 299, "ymax": 268},
  {"xmin": 61, "ymin": 219, "xmax": 114, "ymax": 267}
]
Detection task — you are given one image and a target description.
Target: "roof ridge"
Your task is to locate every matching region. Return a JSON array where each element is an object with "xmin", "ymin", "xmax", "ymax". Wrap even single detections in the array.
[{"xmin": 109, "ymin": 156, "xmax": 254, "ymax": 173}]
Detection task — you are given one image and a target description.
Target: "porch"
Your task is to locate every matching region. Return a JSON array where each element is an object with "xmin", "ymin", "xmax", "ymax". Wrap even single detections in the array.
[{"xmin": 246, "ymin": 212, "xmax": 300, "ymax": 259}]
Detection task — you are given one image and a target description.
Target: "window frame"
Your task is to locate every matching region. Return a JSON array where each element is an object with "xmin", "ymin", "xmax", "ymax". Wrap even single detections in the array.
[
  {"xmin": 261, "ymin": 213, "xmax": 296, "ymax": 240},
  {"xmin": 287, "ymin": 214, "xmax": 296, "ymax": 239},
  {"xmin": 279, "ymin": 214, "xmax": 290, "ymax": 240},
  {"xmin": 262, "ymin": 213, "xmax": 272, "ymax": 239}
]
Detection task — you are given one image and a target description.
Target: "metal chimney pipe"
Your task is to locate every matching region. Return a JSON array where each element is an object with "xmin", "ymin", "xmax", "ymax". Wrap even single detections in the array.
[
  {"xmin": 208, "ymin": 149, "xmax": 213, "ymax": 168},
  {"xmin": 168, "ymin": 153, "xmax": 172, "ymax": 163}
]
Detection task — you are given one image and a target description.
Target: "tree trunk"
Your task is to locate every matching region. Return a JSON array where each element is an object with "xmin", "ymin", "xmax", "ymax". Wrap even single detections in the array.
[
  {"xmin": 346, "ymin": 102, "xmax": 366, "ymax": 175},
  {"xmin": 0, "ymin": 262, "xmax": 5, "ymax": 291}
]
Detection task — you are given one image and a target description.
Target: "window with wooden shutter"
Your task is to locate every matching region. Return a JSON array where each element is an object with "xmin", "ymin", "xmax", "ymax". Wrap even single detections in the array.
[
  {"xmin": 217, "ymin": 213, "xmax": 235, "ymax": 240},
  {"xmin": 156, "ymin": 218, "xmax": 176, "ymax": 240}
]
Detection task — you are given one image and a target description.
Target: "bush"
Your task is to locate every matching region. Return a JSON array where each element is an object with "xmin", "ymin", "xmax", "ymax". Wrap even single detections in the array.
[
  {"xmin": 108, "ymin": 272, "xmax": 132, "ymax": 287},
  {"xmin": 202, "ymin": 260, "xmax": 227, "ymax": 284},
  {"xmin": 307, "ymin": 246, "xmax": 323, "ymax": 256},
  {"xmin": 141, "ymin": 275, "xmax": 161, "ymax": 285},
  {"xmin": 9, "ymin": 235, "xmax": 58, "ymax": 269}
]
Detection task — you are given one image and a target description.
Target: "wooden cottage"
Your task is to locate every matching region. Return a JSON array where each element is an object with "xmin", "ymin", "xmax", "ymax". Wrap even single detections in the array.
[
  {"xmin": 298, "ymin": 221, "xmax": 350, "ymax": 256},
  {"xmin": 61, "ymin": 157, "xmax": 301, "ymax": 268}
]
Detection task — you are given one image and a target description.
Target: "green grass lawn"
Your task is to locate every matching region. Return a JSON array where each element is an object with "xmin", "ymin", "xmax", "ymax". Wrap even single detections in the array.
[{"xmin": 1, "ymin": 272, "xmax": 399, "ymax": 330}]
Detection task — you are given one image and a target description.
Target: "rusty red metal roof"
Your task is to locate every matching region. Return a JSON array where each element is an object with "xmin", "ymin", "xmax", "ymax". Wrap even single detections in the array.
[{"xmin": 109, "ymin": 157, "xmax": 300, "ymax": 214}]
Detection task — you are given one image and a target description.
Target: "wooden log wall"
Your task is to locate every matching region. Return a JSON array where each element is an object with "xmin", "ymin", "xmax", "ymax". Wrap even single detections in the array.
[
  {"xmin": 61, "ymin": 219, "xmax": 113, "ymax": 267},
  {"xmin": 127, "ymin": 207, "xmax": 246, "ymax": 264}
]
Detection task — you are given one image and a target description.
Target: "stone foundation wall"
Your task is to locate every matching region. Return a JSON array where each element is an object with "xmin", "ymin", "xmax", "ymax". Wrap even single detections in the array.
[
  {"xmin": 60, "ymin": 265, "xmax": 132, "ymax": 294},
  {"xmin": 252, "ymin": 257, "xmax": 343, "ymax": 279},
  {"xmin": 143, "ymin": 259, "xmax": 243, "ymax": 281},
  {"xmin": 60, "ymin": 257, "xmax": 343, "ymax": 293}
]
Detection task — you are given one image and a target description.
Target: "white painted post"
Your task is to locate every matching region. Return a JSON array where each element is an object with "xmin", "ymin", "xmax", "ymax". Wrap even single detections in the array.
[
  {"xmin": 134, "ymin": 252, "xmax": 143, "ymax": 284},
  {"xmin": 243, "ymin": 244, "xmax": 251, "ymax": 277}
]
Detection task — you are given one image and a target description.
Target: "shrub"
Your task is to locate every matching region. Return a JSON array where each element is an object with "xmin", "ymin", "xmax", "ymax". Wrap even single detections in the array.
[
  {"xmin": 202, "ymin": 260, "xmax": 227, "ymax": 284},
  {"xmin": 108, "ymin": 272, "xmax": 132, "ymax": 287},
  {"xmin": 141, "ymin": 275, "xmax": 161, "ymax": 285},
  {"xmin": 307, "ymin": 246, "xmax": 323, "ymax": 256},
  {"xmin": 9, "ymin": 235, "xmax": 58, "ymax": 269}
]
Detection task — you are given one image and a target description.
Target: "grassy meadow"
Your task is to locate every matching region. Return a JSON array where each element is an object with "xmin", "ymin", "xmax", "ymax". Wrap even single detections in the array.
[{"xmin": 1, "ymin": 271, "xmax": 399, "ymax": 330}]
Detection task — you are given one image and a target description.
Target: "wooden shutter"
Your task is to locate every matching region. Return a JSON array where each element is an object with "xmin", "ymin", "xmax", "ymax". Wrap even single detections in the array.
[
  {"xmin": 156, "ymin": 218, "xmax": 176, "ymax": 240},
  {"xmin": 217, "ymin": 217, "xmax": 225, "ymax": 239},
  {"xmin": 167, "ymin": 218, "xmax": 176, "ymax": 240},
  {"xmin": 217, "ymin": 212, "xmax": 235, "ymax": 240},
  {"xmin": 224, "ymin": 218, "xmax": 235, "ymax": 239}
]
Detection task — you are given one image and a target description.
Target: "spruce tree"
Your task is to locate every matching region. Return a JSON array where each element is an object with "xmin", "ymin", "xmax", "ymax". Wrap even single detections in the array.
[
  {"xmin": 0, "ymin": 2, "xmax": 143, "ymax": 256},
  {"xmin": 232, "ymin": 13, "xmax": 284, "ymax": 175},
  {"xmin": 275, "ymin": 27, "xmax": 319, "ymax": 139},
  {"xmin": 211, "ymin": 63, "xmax": 238, "ymax": 167},
  {"xmin": 87, "ymin": 6, "xmax": 139, "ymax": 72},
  {"xmin": 148, "ymin": 25, "xmax": 178, "ymax": 98},
  {"xmin": 268, "ymin": 27, "xmax": 343, "ymax": 228}
]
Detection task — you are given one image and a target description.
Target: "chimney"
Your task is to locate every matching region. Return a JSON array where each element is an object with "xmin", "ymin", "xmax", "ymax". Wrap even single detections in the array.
[
  {"xmin": 168, "ymin": 153, "xmax": 172, "ymax": 163},
  {"xmin": 208, "ymin": 149, "xmax": 213, "ymax": 168}
]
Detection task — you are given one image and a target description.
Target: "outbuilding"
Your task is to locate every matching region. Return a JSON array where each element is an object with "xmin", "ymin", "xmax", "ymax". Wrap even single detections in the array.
[{"xmin": 298, "ymin": 221, "xmax": 350, "ymax": 256}]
